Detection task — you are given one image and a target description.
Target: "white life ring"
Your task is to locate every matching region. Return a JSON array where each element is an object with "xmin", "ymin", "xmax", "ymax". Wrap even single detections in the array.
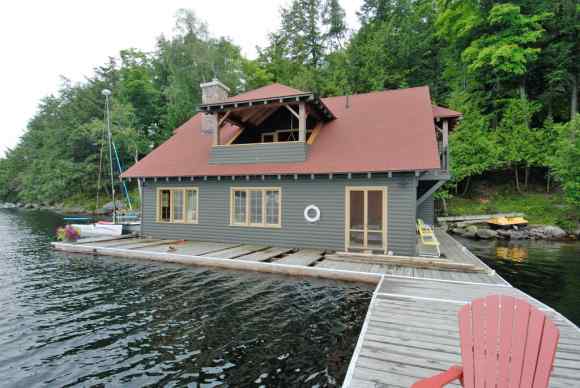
[{"xmin": 304, "ymin": 205, "xmax": 321, "ymax": 223}]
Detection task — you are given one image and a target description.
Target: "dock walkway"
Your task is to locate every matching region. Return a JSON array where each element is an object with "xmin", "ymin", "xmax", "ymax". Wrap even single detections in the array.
[
  {"xmin": 344, "ymin": 277, "xmax": 580, "ymax": 388},
  {"xmin": 52, "ymin": 230, "xmax": 579, "ymax": 387}
]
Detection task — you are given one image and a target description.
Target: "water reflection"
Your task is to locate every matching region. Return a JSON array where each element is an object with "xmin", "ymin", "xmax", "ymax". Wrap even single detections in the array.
[
  {"xmin": 495, "ymin": 245, "xmax": 528, "ymax": 262},
  {"xmin": 0, "ymin": 209, "xmax": 372, "ymax": 387},
  {"xmin": 457, "ymin": 236, "xmax": 580, "ymax": 326}
]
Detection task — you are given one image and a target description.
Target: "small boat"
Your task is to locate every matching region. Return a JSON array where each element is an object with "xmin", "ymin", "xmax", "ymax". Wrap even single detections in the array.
[
  {"xmin": 67, "ymin": 89, "xmax": 141, "ymax": 238},
  {"xmin": 71, "ymin": 220, "xmax": 140, "ymax": 237},
  {"xmin": 487, "ymin": 216, "xmax": 528, "ymax": 229}
]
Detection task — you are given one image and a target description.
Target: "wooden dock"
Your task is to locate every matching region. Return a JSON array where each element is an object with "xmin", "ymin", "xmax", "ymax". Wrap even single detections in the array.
[
  {"xmin": 343, "ymin": 277, "xmax": 580, "ymax": 388},
  {"xmin": 51, "ymin": 230, "xmax": 579, "ymax": 387}
]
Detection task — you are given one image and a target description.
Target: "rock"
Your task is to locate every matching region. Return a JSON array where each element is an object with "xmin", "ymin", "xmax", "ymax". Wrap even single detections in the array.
[
  {"xmin": 497, "ymin": 229, "xmax": 528, "ymax": 240},
  {"xmin": 529, "ymin": 225, "xmax": 567, "ymax": 240},
  {"xmin": 476, "ymin": 228, "xmax": 498, "ymax": 239},
  {"xmin": 451, "ymin": 227, "xmax": 465, "ymax": 235},
  {"xmin": 102, "ymin": 200, "xmax": 125, "ymax": 211},
  {"xmin": 62, "ymin": 206, "xmax": 86, "ymax": 214},
  {"xmin": 94, "ymin": 208, "xmax": 110, "ymax": 216},
  {"xmin": 450, "ymin": 226, "xmax": 478, "ymax": 239},
  {"xmin": 24, "ymin": 203, "xmax": 34, "ymax": 209},
  {"xmin": 465, "ymin": 225, "xmax": 478, "ymax": 234},
  {"xmin": 16, "ymin": 202, "xmax": 23, "ymax": 208},
  {"xmin": 573, "ymin": 228, "xmax": 580, "ymax": 239}
]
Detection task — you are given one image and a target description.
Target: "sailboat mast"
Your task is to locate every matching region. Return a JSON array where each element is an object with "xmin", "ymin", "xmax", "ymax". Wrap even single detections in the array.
[{"xmin": 102, "ymin": 89, "xmax": 116, "ymax": 224}]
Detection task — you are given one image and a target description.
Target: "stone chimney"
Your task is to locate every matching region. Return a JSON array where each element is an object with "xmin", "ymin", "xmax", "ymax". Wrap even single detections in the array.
[
  {"xmin": 200, "ymin": 79, "xmax": 230, "ymax": 140},
  {"xmin": 200, "ymin": 78, "xmax": 230, "ymax": 104}
]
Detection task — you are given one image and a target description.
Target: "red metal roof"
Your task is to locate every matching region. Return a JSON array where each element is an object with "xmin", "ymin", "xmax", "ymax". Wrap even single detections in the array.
[
  {"xmin": 122, "ymin": 85, "xmax": 451, "ymax": 178},
  {"xmin": 433, "ymin": 105, "xmax": 462, "ymax": 119},
  {"xmin": 224, "ymin": 83, "xmax": 306, "ymax": 103}
]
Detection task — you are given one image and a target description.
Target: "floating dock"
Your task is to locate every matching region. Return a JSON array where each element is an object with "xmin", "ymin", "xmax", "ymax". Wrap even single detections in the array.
[{"xmin": 51, "ymin": 229, "xmax": 580, "ymax": 387}]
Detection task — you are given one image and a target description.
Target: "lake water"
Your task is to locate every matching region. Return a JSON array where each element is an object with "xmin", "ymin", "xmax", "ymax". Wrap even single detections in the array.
[
  {"xmin": 0, "ymin": 209, "xmax": 372, "ymax": 387},
  {"xmin": 456, "ymin": 236, "xmax": 580, "ymax": 326}
]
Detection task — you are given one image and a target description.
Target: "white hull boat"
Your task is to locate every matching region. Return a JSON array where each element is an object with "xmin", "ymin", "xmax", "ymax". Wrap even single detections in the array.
[{"xmin": 72, "ymin": 222, "xmax": 123, "ymax": 237}]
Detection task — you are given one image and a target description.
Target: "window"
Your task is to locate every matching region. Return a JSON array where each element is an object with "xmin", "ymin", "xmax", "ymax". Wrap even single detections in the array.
[
  {"xmin": 185, "ymin": 189, "xmax": 198, "ymax": 223},
  {"xmin": 160, "ymin": 190, "xmax": 171, "ymax": 222},
  {"xmin": 233, "ymin": 190, "xmax": 247, "ymax": 224},
  {"xmin": 157, "ymin": 187, "xmax": 199, "ymax": 224},
  {"xmin": 230, "ymin": 188, "xmax": 281, "ymax": 227},
  {"xmin": 260, "ymin": 129, "xmax": 313, "ymax": 143}
]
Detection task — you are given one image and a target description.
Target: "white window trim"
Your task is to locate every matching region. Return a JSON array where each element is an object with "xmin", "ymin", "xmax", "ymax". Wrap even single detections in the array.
[
  {"xmin": 156, "ymin": 187, "xmax": 199, "ymax": 224},
  {"xmin": 229, "ymin": 187, "xmax": 282, "ymax": 228}
]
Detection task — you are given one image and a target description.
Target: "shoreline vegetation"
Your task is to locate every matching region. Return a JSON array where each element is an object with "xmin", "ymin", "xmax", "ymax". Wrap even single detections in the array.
[{"xmin": 1, "ymin": 1, "xmax": 578, "ymax": 232}]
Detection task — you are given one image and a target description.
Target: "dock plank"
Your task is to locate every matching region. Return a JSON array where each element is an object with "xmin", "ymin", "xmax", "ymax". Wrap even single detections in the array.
[
  {"xmin": 127, "ymin": 240, "xmax": 183, "ymax": 250},
  {"xmin": 86, "ymin": 237, "xmax": 145, "ymax": 247},
  {"xmin": 202, "ymin": 245, "xmax": 269, "ymax": 260},
  {"xmin": 376, "ymin": 275, "xmax": 541, "ymax": 307},
  {"xmin": 236, "ymin": 247, "xmax": 294, "ymax": 262},
  {"xmin": 315, "ymin": 259, "xmax": 375, "ymax": 272},
  {"xmin": 344, "ymin": 291, "xmax": 580, "ymax": 388},
  {"xmin": 274, "ymin": 249, "xmax": 324, "ymax": 266}
]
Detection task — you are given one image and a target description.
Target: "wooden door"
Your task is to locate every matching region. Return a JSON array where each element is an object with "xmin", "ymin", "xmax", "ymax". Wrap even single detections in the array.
[{"xmin": 345, "ymin": 187, "xmax": 387, "ymax": 254}]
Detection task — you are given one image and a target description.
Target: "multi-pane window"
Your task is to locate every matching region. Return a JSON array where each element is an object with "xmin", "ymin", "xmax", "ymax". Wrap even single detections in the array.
[
  {"xmin": 249, "ymin": 190, "xmax": 263, "ymax": 224},
  {"xmin": 230, "ymin": 188, "xmax": 281, "ymax": 227},
  {"xmin": 157, "ymin": 188, "xmax": 198, "ymax": 223},
  {"xmin": 233, "ymin": 190, "xmax": 247, "ymax": 224},
  {"xmin": 265, "ymin": 190, "xmax": 280, "ymax": 225},
  {"xmin": 160, "ymin": 190, "xmax": 171, "ymax": 222},
  {"xmin": 185, "ymin": 189, "xmax": 198, "ymax": 223}
]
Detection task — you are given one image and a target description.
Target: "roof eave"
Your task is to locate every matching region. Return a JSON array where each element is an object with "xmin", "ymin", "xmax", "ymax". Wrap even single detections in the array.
[{"xmin": 198, "ymin": 93, "xmax": 335, "ymax": 121}]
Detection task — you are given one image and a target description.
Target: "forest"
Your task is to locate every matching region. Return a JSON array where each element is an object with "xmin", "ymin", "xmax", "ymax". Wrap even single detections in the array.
[{"xmin": 0, "ymin": 0, "xmax": 578, "ymax": 226}]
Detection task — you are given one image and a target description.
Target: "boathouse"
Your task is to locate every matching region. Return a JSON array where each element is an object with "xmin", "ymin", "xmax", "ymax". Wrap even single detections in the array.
[{"xmin": 121, "ymin": 81, "xmax": 460, "ymax": 257}]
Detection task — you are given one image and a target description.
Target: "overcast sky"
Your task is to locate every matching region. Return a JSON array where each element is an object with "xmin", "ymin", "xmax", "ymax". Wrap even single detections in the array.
[{"xmin": 0, "ymin": 1, "xmax": 362, "ymax": 157}]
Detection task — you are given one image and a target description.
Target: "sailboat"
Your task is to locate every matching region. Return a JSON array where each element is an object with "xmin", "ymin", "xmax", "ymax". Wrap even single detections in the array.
[{"xmin": 71, "ymin": 89, "xmax": 140, "ymax": 237}]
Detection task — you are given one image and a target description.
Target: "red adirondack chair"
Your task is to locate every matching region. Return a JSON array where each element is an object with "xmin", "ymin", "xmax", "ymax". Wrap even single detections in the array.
[{"xmin": 412, "ymin": 295, "xmax": 560, "ymax": 388}]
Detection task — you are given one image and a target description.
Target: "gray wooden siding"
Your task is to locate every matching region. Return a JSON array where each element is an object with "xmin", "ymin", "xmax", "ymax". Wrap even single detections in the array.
[
  {"xmin": 141, "ymin": 175, "xmax": 418, "ymax": 256},
  {"xmin": 417, "ymin": 194, "xmax": 435, "ymax": 225},
  {"xmin": 209, "ymin": 142, "xmax": 308, "ymax": 164}
]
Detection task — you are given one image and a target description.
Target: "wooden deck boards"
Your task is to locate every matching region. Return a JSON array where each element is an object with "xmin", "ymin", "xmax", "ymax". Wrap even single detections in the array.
[
  {"xmin": 346, "ymin": 283, "xmax": 580, "ymax": 388},
  {"xmin": 236, "ymin": 247, "xmax": 293, "ymax": 262},
  {"xmin": 273, "ymin": 249, "xmax": 324, "ymax": 266},
  {"xmin": 137, "ymin": 241, "xmax": 241, "ymax": 255},
  {"xmin": 201, "ymin": 244, "xmax": 269, "ymax": 260}
]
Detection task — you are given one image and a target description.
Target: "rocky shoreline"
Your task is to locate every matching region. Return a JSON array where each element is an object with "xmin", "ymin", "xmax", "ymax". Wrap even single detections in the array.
[
  {"xmin": 445, "ymin": 223, "xmax": 579, "ymax": 241},
  {"xmin": 0, "ymin": 200, "xmax": 129, "ymax": 216}
]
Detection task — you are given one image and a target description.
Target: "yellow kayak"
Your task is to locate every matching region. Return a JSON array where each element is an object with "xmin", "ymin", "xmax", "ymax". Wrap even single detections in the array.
[{"xmin": 487, "ymin": 216, "xmax": 528, "ymax": 229}]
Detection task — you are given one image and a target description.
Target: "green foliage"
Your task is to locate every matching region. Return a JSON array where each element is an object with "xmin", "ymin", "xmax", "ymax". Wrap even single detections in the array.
[
  {"xmin": 447, "ymin": 191, "xmax": 575, "ymax": 229},
  {"xmin": 450, "ymin": 107, "xmax": 498, "ymax": 183},
  {"xmin": 549, "ymin": 116, "xmax": 580, "ymax": 207},
  {"xmin": 0, "ymin": 1, "xmax": 578, "ymax": 219},
  {"xmin": 252, "ymin": 0, "xmax": 348, "ymax": 94},
  {"xmin": 495, "ymin": 98, "xmax": 542, "ymax": 167},
  {"xmin": 462, "ymin": 4, "xmax": 548, "ymax": 80},
  {"xmin": 346, "ymin": 0, "xmax": 445, "ymax": 97}
]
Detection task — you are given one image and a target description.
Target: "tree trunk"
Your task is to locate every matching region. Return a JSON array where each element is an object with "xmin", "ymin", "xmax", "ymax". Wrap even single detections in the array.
[
  {"xmin": 441, "ymin": 198, "xmax": 448, "ymax": 216},
  {"xmin": 514, "ymin": 166, "xmax": 521, "ymax": 193},
  {"xmin": 524, "ymin": 165, "xmax": 530, "ymax": 190},
  {"xmin": 461, "ymin": 176, "xmax": 471, "ymax": 196},
  {"xmin": 572, "ymin": 73, "xmax": 578, "ymax": 121},
  {"xmin": 546, "ymin": 169, "xmax": 551, "ymax": 193}
]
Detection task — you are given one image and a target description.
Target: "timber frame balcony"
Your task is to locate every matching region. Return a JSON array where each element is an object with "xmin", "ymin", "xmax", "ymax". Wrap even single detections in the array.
[{"xmin": 199, "ymin": 91, "xmax": 334, "ymax": 165}]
